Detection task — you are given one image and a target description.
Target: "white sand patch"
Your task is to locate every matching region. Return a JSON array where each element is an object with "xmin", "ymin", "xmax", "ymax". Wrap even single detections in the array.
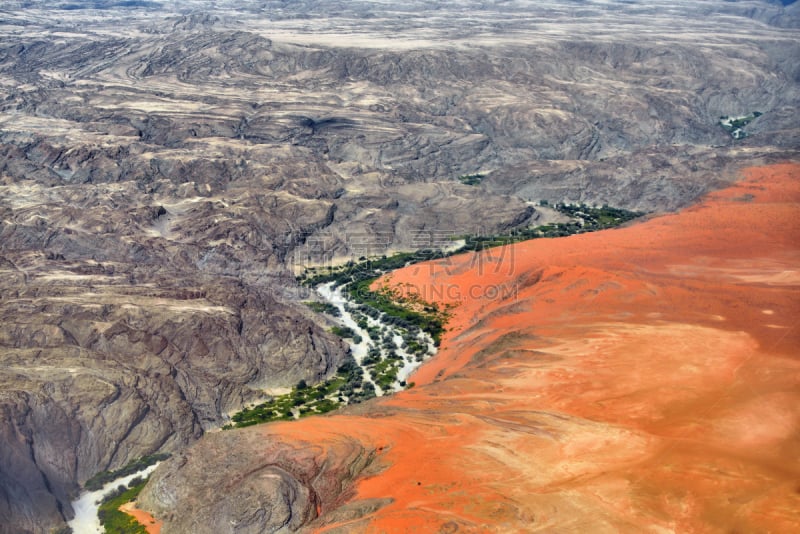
[
  {"xmin": 40, "ymin": 295, "xmax": 233, "ymax": 314},
  {"xmin": 732, "ymin": 270, "xmax": 800, "ymax": 286},
  {"xmin": 317, "ymin": 282, "xmax": 381, "ymax": 395},
  {"xmin": 36, "ymin": 273, "xmax": 123, "ymax": 283}
]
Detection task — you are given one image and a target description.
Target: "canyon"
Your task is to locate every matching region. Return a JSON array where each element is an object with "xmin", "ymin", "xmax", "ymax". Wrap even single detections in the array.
[{"xmin": 0, "ymin": 0, "xmax": 798, "ymax": 532}]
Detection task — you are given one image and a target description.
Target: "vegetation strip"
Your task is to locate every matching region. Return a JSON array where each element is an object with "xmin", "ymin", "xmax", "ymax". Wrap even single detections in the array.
[
  {"xmin": 225, "ymin": 283, "xmax": 442, "ymax": 429},
  {"xmin": 457, "ymin": 203, "xmax": 644, "ymax": 250},
  {"xmin": 84, "ymin": 453, "xmax": 170, "ymax": 491},
  {"xmin": 225, "ymin": 203, "xmax": 643, "ymax": 429}
]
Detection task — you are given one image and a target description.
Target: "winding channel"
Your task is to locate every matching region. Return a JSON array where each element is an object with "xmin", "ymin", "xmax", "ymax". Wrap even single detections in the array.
[{"xmin": 316, "ymin": 282, "xmax": 437, "ymax": 397}]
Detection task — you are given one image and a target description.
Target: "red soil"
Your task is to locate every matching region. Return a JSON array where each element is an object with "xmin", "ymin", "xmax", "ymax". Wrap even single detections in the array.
[
  {"xmin": 264, "ymin": 163, "xmax": 800, "ymax": 532},
  {"xmin": 119, "ymin": 502, "xmax": 162, "ymax": 534}
]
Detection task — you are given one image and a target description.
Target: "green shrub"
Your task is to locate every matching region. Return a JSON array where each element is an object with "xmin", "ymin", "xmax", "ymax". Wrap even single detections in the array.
[
  {"xmin": 458, "ymin": 173, "xmax": 485, "ymax": 185},
  {"xmin": 97, "ymin": 479, "xmax": 149, "ymax": 534},
  {"xmin": 330, "ymin": 326, "xmax": 357, "ymax": 339},
  {"xmin": 304, "ymin": 301, "xmax": 341, "ymax": 316}
]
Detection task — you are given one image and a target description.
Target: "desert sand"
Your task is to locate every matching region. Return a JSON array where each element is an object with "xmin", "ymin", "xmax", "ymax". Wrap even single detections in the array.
[
  {"xmin": 296, "ymin": 163, "xmax": 800, "ymax": 532},
  {"xmin": 136, "ymin": 163, "xmax": 799, "ymax": 532}
]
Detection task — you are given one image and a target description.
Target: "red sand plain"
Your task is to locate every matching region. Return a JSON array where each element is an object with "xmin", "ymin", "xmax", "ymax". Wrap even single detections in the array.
[{"xmin": 213, "ymin": 164, "xmax": 799, "ymax": 532}]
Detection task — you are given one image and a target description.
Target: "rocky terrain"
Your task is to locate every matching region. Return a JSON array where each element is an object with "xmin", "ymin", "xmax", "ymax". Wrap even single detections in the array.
[{"xmin": 0, "ymin": 1, "xmax": 798, "ymax": 532}]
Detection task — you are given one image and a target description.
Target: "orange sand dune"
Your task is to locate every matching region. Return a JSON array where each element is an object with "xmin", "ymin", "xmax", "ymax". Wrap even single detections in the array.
[{"xmin": 271, "ymin": 163, "xmax": 800, "ymax": 532}]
